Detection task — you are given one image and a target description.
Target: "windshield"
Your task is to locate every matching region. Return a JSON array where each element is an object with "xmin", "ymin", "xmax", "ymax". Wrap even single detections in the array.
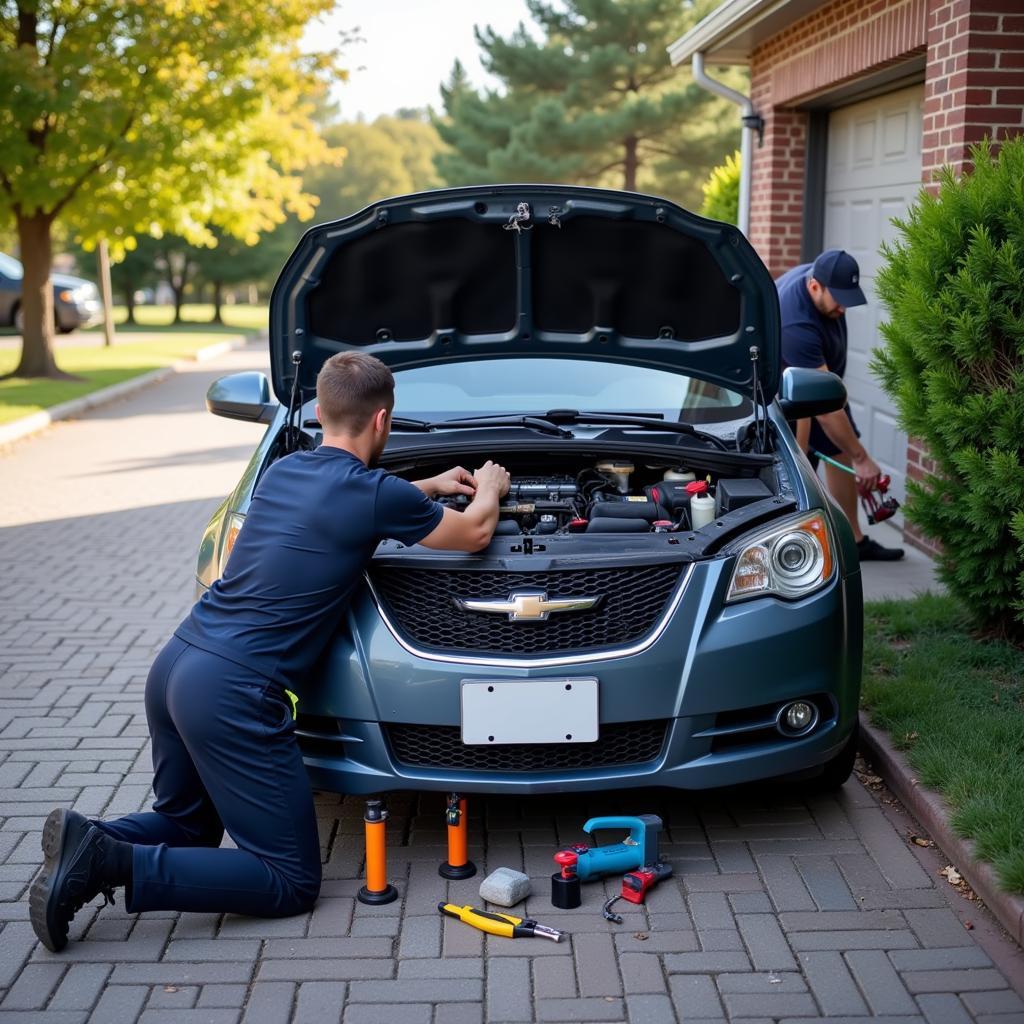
[
  {"xmin": 0, "ymin": 253, "xmax": 23, "ymax": 280},
  {"xmin": 393, "ymin": 358, "xmax": 752, "ymax": 425}
]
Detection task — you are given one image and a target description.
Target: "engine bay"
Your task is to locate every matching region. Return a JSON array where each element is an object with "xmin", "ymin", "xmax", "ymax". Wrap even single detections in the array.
[{"xmin": 432, "ymin": 458, "xmax": 777, "ymax": 537}]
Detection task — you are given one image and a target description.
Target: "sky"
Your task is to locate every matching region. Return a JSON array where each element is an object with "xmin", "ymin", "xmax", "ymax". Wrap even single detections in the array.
[{"xmin": 310, "ymin": 0, "xmax": 535, "ymax": 122}]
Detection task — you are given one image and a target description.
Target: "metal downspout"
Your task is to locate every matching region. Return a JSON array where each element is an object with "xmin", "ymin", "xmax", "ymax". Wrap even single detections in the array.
[{"xmin": 691, "ymin": 52, "xmax": 757, "ymax": 238}]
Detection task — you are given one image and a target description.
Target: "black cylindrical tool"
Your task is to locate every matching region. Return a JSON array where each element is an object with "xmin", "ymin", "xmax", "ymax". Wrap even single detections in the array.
[{"xmin": 551, "ymin": 850, "xmax": 582, "ymax": 909}]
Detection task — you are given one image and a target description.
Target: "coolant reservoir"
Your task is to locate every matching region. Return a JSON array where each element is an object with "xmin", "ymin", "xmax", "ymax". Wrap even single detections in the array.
[
  {"xmin": 664, "ymin": 467, "xmax": 696, "ymax": 483},
  {"xmin": 686, "ymin": 480, "xmax": 716, "ymax": 529},
  {"xmin": 597, "ymin": 461, "xmax": 634, "ymax": 493}
]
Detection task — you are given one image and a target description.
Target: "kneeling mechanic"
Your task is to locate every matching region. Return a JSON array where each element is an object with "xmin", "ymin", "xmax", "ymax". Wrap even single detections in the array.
[{"xmin": 30, "ymin": 351, "xmax": 511, "ymax": 951}]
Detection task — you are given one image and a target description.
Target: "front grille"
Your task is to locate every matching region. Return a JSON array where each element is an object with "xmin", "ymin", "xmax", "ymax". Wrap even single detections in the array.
[
  {"xmin": 368, "ymin": 563, "xmax": 683, "ymax": 655},
  {"xmin": 386, "ymin": 720, "xmax": 668, "ymax": 773}
]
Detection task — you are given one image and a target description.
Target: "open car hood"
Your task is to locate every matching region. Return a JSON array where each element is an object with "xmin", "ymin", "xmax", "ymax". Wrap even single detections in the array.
[{"xmin": 269, "ymin": 185, "xmax": 780, "ymax": 406}]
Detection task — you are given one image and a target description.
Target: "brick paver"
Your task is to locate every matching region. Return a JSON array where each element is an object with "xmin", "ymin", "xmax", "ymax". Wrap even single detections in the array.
[{"xmin": 0, "ymin": 342, "xmax": 1022, "ymax": 1022}]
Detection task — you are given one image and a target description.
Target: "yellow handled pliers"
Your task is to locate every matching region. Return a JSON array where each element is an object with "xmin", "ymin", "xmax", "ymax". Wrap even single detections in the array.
[{"xmin": 437, "ymin": 902, "xmax": 563, "ymax": 942}]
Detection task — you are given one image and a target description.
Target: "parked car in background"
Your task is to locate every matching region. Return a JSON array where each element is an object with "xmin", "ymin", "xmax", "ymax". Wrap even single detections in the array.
[
  {"xmin": 197, "ymin": 185, "xmax": 863, "ymax": 797},
  {"xmin": 0, "ymin": 253, "xmax": 103, "ymax": 333}
]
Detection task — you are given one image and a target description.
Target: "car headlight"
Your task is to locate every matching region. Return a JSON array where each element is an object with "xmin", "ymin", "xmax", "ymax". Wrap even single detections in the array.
[
  {"xmin": 219, "ymin": 512, "xmax": 245, "ymax": 577},
  {"xmin": 57, "ymin": 289, "xmax": 74, "ymax": 303},
  {"xmin": 726, "ymin": 511, "xmax": 835, "ymax": 602}
]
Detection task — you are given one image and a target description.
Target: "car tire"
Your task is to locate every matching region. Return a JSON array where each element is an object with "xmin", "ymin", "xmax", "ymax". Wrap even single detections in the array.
[
  {"xmin": 805, "ymin": 720, "xmax": 860, "ymax": 793},
  {"xmin": 13, "ymin": 305, "xmax": 71, "ymax": 334}
]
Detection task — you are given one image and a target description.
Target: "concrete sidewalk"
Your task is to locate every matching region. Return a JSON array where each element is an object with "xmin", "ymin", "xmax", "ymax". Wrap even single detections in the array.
[{"xmin": 859, "ymin": 523, "xmax": 943, "ymax": 603}]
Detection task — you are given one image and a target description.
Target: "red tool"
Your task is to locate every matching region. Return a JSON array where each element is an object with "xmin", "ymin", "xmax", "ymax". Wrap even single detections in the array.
[
  {"xmin": 551, "ymin": 848, "xmax": 585, "ymax": 908},
  {"xmin": 602, "ymin": 862, "xmax": 673, "ymax": 923},
  {"xmin": 810, "ymin": 450, "xmax": 901, "ymax": 525},
  {"xmin": 859, "ymin": 474, "xmax": 900, "ymax": 525}
]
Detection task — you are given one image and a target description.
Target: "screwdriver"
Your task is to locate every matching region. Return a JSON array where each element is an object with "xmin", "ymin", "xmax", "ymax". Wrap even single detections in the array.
[{"xmin": 437, "ymin": 902, "xmax": 564, "ymax": 942}]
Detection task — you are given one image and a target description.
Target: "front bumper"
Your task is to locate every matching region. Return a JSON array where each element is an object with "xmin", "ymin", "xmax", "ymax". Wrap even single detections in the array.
[
  {"xmin": 57, "ymin": 299, "xmax": 103, "ymax": 330},
  {"xmin": 294, "ymin": 557, "xmax": 863, "ymax": 795}
]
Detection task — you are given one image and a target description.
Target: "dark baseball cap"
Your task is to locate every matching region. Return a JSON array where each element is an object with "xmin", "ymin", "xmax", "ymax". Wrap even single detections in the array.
[{"xmin": 811, "ymin": 249, "xmax": 866, "ymax": 307}]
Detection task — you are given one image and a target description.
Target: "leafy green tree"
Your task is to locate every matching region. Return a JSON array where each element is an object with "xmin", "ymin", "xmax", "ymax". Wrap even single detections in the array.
[
  {"xmin": 305, "ymin": 115, "xmax": 446, "ymax": 224},
  {"xmin": 188, "ymin": 114, "xmax": 447, "ymax": 309},
  {"xmin": 151, "ymin": 237, "xmax": 199, "ymax": 326},
  {"xmin": 435, "ymin": 0, "xmax": 743, "ymax": 208},
  {"xmin": 699, "ymin": 150, "xmax": 740, "ymax": 225},
  {"xmin": 0, "ymin": 0, "xmax": 343, "ymax": 378},
  {"xmin": 68, "ymin": 234, "xmax": 161, "ymax": 324},
  {"xmin": 190, "ymin": 230, "xmax": 289, "ymax": 323},
  {"xmin": 873, "ymin": 138, "xmax": 1024, "ymax": 640}
]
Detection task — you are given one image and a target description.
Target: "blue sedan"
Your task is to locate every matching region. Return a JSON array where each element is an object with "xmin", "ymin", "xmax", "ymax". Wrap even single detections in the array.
[{"xmin": 197, "ymin": 185, "xmax": 862, "ymax": 797}]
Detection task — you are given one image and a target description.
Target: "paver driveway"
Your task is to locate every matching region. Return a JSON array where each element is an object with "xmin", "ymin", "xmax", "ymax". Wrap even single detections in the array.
[{"xmin": 0, "ymin": 342, "xmax": 1022, "ymax": 1024}]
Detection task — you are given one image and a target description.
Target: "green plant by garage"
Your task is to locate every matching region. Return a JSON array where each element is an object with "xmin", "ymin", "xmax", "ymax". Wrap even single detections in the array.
[{"xmin": 873, "ymin": 137, "xmax": 1024, "ymax": 641}]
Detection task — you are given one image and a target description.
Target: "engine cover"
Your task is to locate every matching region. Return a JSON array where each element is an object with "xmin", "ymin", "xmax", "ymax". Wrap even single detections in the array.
[{"xmin": 508, "ymin": 477, "xmax": 577, "ymax": 500}]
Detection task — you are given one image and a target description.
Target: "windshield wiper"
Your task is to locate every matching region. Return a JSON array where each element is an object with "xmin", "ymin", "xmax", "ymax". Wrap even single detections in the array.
[
  {"xmin": 304, "ymin": 415, "xmax": 434, "ymax": 432},
  {"xmin": 543, "ymin": 409, "xmax": 730, "ymax": 451},
  {"xmin": 430, "ymin": 415, "xmax": 573, "ymax": 437},
  {"xmin": 308, "ymin": 414, "xmax": 572, "ymax": 437},
  {"xmin": 386, "ymin": 415, "xmax": 572, "ymax": 437},
  {"xmin": 388, "ymin": 416, "xmax": 433, "ymax": 432}
]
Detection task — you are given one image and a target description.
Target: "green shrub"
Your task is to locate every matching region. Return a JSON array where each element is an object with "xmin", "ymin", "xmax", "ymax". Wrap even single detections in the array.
[
  {"xmin": 873, "ymin": 138, "xmax": 1024, "ymax": 640},
  {"xmin": 699, "ymin": 150, "xmax": 740, "ymax": 224}
]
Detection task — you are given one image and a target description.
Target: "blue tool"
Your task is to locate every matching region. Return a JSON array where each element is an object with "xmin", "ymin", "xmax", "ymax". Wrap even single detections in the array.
[{"xmin": 559, "ymin": 815, "xmax": 663, "ymax": 882}]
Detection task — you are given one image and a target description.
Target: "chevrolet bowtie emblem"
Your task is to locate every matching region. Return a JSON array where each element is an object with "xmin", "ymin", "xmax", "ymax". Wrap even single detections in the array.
[{"xmin": 455, "ymin": 590, "xmax": 600, "ymax": 621}]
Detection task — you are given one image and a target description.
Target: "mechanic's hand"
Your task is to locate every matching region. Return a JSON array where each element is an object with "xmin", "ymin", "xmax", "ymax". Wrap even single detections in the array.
[
  {"xmin": 851, "ymin": 451, "xmax": 882, "ymax": 494},
  {"xmin": 474, "ymin": 460, "xmax": 511, "ymax": 498},
  {"xmin": 432, "ymin": 466, "xmax": 477, "ymax": 498}
]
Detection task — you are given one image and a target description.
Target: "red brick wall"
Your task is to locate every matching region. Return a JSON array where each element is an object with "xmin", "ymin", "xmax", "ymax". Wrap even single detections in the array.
[
  {"xmin": 747, "ymin": 0, "xmax": 928, "ymax": 276},
  {"xmin": 747, "ymin": 99, "xmax": 805, "ymax": 277},
  {"xmin": 922, "ymin": 2, "xmax": 1024, "ymax": 181},
  {"xmin": 754, "ymin": 0, "xmax": 928, "ymax": 108},
  {"xmin": 744, "ymin": 0, "xmax": 1024, "ymax": 556}
]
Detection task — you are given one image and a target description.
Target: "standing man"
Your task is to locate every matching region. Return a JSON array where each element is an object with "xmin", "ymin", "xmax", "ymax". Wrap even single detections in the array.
[
  {"xmin": 776, "ymin": 249, "xmax": 904, "ymax": 561},
  {"xmin": 30, "ymin": 351, "xmax": 511, "ymax": 952}
]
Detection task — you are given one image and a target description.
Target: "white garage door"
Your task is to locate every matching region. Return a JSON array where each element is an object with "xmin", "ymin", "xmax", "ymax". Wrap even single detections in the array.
[{"xmin": 823, "ymin": 83, "xmax": 924, "ymax": 508}]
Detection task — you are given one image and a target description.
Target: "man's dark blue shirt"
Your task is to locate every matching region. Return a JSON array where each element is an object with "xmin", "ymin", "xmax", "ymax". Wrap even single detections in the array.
[
  {"xmin": 176, "ymin": 446, "xmax": 443, "ymax": 685},
  {"xmin": 776, "ymin": 262, "xmax": 848, "ymax": 377}
]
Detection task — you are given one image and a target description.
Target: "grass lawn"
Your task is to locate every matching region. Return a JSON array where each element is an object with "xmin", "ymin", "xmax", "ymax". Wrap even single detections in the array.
[
  {"xmin": 0, "ymin": 336, "xmax": 230, "ymax": 426},
  {"xmin": 0, "ymin": 304, "xmax": 267, "ymax": 337},
  {"xmin": 91, "ymin": 303, "xmax": 268, "ymax": 332},
  {"xmin": 863, "ymin": 593, "xmax": 1024, "ymax": 894}
]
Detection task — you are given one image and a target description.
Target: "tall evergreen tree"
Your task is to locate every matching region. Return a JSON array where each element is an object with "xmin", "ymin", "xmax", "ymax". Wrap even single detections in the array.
[{"xmin": 435, "ymin": 0, "xmax": 744, "ymax": 208}]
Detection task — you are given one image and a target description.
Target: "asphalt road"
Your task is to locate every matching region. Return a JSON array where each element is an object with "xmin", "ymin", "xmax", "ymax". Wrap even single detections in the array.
[{"xmin": 0, "ymin": 341, "xmax": 1017, "ymax": 1024}]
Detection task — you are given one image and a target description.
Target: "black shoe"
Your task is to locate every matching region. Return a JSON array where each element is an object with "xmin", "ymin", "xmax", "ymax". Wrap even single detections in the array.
[
  {"xmin": 857, "ymin": 536, "xmax": 905, "ymax": 561},
  {"xmin": 29, "ymin": 809, "xmax": 118, "ymax": 953}
]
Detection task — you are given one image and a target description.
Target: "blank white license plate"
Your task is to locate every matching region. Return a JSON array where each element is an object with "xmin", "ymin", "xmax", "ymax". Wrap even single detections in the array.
[{"xmin": 461, "ymin": 678, "xmax": 598, "ymax": 745}]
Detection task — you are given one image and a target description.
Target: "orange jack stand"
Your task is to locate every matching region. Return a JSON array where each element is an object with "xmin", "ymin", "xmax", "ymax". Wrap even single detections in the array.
[
  {"xmin": 439, "ymin": 792, "xmax": 476, "ymax": 880},
  {"xmin": 358, "ymin": 799, "xmax": 398, "ymax": 905}
]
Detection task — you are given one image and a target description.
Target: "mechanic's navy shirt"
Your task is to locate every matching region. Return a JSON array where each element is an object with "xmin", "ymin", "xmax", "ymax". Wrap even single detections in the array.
[
  {"xmin": 175, "ymin": 446, "xmax": 443, "ymax": 685},
  {"xmin": 776, "ymin": 262, "xmax": 848, "ymax": 377}
]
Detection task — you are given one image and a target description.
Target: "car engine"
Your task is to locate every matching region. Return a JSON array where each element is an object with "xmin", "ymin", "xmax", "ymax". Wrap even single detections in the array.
[{"xmin": 440, "ymin": 461, "xmax": 774, "ymax": 536}]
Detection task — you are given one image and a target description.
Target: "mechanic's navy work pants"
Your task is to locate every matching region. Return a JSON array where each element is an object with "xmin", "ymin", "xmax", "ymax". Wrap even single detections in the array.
[{"xmin": 93, "ymin": 636, "xmax": 321, "ymax": 917}]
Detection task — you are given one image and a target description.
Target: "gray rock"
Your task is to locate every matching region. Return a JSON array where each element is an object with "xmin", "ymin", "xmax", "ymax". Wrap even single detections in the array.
[{"xmin": 479, "ymin": 867, "xmax": 531, "ymax": 907}]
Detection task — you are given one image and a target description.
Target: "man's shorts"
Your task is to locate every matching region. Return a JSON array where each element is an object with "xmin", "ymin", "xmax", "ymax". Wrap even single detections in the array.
[{"xmin": 807, "ymin": 404, "xmax": 859, "ymax": 470}]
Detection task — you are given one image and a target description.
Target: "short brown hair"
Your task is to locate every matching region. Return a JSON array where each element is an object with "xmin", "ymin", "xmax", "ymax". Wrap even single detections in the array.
[{"xmin": 316, "ymin": 352, "xmax": 395, "ymax": 434}]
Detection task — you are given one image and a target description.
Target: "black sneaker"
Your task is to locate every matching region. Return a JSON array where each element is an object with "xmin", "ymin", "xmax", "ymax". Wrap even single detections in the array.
[
  {"xmin": 29, "ymin": 809, "xmax": 117, "ymax": 952},
  {"xmin": 857, "ymin": 536, "xmax": 905, "ymax": 561}
]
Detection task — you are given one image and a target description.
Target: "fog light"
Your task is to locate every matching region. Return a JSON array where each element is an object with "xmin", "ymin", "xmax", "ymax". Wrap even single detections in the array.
[{"xmin": 777, "ymin": 700, "xmax": 818, "ymax": 737}]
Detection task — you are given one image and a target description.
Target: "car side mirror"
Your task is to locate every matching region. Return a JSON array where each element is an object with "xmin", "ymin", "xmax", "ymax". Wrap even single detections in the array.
[
  {"xmin": 776, "ymin": 367, "xmax": 847, "ymax": 419},
  {"xmin": 206, "ymin": 372, "xmax": 278, "ymax": 423}
]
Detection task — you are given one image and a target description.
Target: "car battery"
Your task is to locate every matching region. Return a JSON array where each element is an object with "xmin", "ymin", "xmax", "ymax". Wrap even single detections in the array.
[{"xmin": 715, "ymin": 478, "xmax": 772, "ymax": 515}]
